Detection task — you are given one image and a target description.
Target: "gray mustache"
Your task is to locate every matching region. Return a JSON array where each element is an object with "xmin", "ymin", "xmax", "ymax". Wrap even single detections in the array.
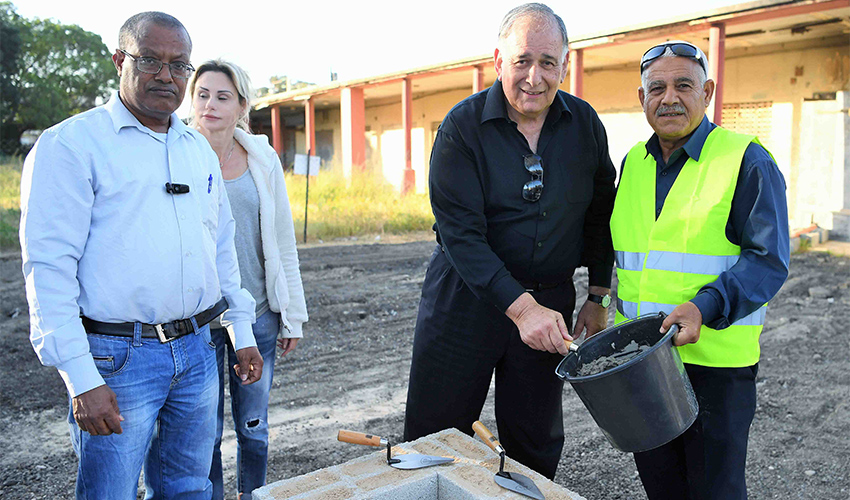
[{"xmin": 657, "ymin": 104, "xmax": 686, "ymax": 115}]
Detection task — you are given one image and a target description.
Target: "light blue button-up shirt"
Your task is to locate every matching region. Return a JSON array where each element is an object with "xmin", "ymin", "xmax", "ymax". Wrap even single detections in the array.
[{"xmin": 20, "ymin": 93, "xmax": 257, "ymax": 398}]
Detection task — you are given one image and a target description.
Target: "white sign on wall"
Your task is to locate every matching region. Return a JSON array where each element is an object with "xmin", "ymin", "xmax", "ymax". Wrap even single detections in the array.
[{"xmin": 294, "ymin": 154, "xmax": 321, "ymax": 176}]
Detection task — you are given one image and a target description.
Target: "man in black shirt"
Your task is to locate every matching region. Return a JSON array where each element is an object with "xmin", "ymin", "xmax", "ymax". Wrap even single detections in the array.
[{"xmin": 403, "ymin": 2, "xmax": 616, "ymax": 479}]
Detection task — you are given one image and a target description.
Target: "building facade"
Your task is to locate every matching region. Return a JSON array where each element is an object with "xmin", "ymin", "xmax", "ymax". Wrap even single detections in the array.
[{"xmin": 250, "ymin": 0, "xmax": 850, "ymax": 237}]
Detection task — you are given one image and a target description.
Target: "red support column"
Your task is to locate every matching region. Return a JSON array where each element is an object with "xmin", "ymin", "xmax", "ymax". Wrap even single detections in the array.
[
  {"xmin": 271, "ymin": 105, "xmax": 283, "ymax": 157},
  {"xmin": 305, "ymin": 97, "xmax": 316, "ymax": 156},
  {"xmin": 569, "ymin": 48, "xmax": 584, "ymax": 98},
  {"xmin": 472, "ymin": 65, "xmax": 485, "ymax": 94},
  {"xmin": 341, "ymin": 87, "xmax": 366, "ymax": 176},
  {"xmin": 402, "ymin": 77, "xmax": 415, "ymax": 194},
  {"xmin": 709, "ymin": 23, "xmax": 726, "ymax": 126}
]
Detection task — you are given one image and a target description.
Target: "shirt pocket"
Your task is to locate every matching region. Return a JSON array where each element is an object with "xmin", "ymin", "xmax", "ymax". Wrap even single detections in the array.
[{"xmin": 195, "ymin": 173, "xmax": 220, "ymax": 244}]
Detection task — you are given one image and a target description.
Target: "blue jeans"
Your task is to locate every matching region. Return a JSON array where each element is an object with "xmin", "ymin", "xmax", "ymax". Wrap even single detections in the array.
[
  {"xmin": 69, "ymin": 322, "xmax": 218, "ymax": 500},
  {"xmin": 209, "ymin": 310, "xmax": 279, "ymax": 500}
]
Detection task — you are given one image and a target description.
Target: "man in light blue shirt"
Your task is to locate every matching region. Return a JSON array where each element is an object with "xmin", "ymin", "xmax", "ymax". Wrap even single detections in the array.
[{"xmin": 20, "ymin": 11, "xmax": 262, "ymax": 499}]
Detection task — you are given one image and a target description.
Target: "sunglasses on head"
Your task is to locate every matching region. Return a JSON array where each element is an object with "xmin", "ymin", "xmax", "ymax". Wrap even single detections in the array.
[
  {"xmin": 522, "ymin": 154, "xmax": 543, "ymax": 202},
  {"xmin": 640, "ymin": 42, "xmax": 707, "ymax": 75}
]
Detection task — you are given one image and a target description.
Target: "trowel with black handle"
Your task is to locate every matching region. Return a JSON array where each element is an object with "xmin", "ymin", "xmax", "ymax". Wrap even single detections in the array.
[
  {"xmin": 337, "ymin": 430, "xmax": 455, "ymax": 469},
  {"xmin": 473, "ymin": 421, "xmax": 545, "ymax": 500}
]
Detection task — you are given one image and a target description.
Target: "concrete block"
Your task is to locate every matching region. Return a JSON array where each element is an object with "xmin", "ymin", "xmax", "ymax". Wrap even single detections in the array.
[
  {"xmin": 790, "ymin": 236, "xmax": 801, "ymax": 253},
  {"xmin": 443, "ymin": 464, "xmax": 506, "ymax": 497},
  {"xmin": 336, "ymin": 452, "xmax": 391, "ymax": 478},
  {"xmin": 296, "ymin": 485, "xmax": 356, "ymax": 500},
  {"xmin": 409, "ymin": 439, "xmax": 458, "ymax": 460},
  {"xmin": 254, "ymin": 428, "xmax": 586, "ymax": 499},
  {"xmin": 435, "ymin": 429, "xmax": 493, "ymax": 462},
  {"xmin": 831, "ymin": 209, "xmax": 850, "ymax": 241},
  {"xmin": 368, "ymin": 475, "xmax": 439, "ymax": 500},
  {"xmin": 258, "ymin": 469, "xmax": 342, "ymax": 499},
  {"xmin": 801, "ymin": 231, "xmax": 821, "ymax": 246},
  {"xmin": 354, "ymin": 468, "xmax": 421, "ymax": 492},
  {"xmin": 437, "ymin": 474, "xmax": 489, "ymax": 500}
]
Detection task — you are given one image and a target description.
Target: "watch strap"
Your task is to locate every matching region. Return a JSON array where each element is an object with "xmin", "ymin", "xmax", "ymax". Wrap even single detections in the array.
[{"xmin": 588, "ymin": 293, "xmax": 611, "ymax": 307}]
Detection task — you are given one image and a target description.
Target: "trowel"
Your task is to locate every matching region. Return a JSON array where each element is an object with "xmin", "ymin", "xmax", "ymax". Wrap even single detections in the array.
[
  {"xmin": 472, "ymin": 421, "xmax": 545, "ymax": 500},
  {"xmin": 337, "ymin": 430, "xmax": 455, "ymax": 469}
]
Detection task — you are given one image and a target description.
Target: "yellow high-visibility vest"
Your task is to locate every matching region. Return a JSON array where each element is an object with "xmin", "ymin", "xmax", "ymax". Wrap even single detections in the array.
[{"xmin": 611, "ymin": 126, "xmax": 769, "ymax": 367}]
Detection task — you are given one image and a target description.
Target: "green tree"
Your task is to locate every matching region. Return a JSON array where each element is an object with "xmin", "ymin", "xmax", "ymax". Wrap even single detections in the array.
[
  {"xmin": 0, "ymin": 2, "xmax": 115, "ymax": 155},
  {"xmin": 0, "ymin": 3, "xmax": 23, "ymax": 154}
]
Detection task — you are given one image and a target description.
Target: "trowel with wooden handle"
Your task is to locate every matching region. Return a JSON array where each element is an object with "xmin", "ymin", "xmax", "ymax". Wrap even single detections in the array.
[
  {"xmin": 473, "ymin": 421, "xmax": 545, "ymax": 500},
  {"xmin": 337, "ymin": 430, "xmax": 455, "ymax": 469}
]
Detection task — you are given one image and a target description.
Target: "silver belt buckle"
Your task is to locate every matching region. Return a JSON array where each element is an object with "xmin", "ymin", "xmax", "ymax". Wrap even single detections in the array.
[{"xmin": 154, "ymin": 323, "xmax": 178, "ymax": 343}]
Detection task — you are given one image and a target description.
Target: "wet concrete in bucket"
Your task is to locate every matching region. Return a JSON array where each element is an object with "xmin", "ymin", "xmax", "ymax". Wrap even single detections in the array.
[{"xmin": 576, "ymin": 340, "xmax": 651, "ymax": 377}]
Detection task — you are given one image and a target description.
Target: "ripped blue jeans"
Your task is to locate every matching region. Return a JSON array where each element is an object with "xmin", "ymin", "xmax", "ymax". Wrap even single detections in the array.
[{"xmin": 209, "ymin": 309, "xmax": 279, "ymax": 500}]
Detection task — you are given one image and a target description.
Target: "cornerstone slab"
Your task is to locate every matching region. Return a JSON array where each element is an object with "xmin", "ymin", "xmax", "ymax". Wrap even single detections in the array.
[{"xmin": 253, "ymin": 428, "xmax": 586, "ymax": 499}]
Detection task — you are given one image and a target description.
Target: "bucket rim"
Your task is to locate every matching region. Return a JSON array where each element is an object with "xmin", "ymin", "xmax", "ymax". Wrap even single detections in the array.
[{"xmin": 555, "ymin": 312, "xmax": 678, "ymax": 383}]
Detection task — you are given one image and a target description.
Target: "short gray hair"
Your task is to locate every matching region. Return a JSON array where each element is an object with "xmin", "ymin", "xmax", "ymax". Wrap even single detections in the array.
[
  {"xmin": 498, "ymin": 3, "xmax": 569, "ymax": 57},
  {"xmin": 640, "ymin": 46, "xmax": 708, "ymax": 89},
  {"xmin": 189, "ymin": 59, "xmax": 255, "ymax": 132},
  {"xmin": 119, "ymin": 12, "xmax": 192, "ymax": 51}
]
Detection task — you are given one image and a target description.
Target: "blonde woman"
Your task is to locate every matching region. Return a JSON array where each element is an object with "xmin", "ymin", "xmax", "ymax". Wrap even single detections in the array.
[{"xmin": 190, "ymin": 59, "xmax": 307, "ymax": 500}]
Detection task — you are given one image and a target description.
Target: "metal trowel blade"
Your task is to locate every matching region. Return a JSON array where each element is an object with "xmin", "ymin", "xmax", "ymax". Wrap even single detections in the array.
[
  {"xmin": 495, "ymin": 471, "xmax": 545, "ymax": 499},
  {"xmin": 391, "ymin": 453, "xmax": 455, "ymax": 469}
]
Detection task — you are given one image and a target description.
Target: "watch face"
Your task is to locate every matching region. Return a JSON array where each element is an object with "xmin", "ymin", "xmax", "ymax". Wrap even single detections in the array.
[{"xmin": 601, "ymin": 295, "xmax": 611, "ymax": 308}]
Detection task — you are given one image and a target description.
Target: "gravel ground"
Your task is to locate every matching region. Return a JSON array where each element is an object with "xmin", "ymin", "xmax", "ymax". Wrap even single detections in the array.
[{"xmin": 0, "ymin": 236, "xmax": 847, "ymax": 499}]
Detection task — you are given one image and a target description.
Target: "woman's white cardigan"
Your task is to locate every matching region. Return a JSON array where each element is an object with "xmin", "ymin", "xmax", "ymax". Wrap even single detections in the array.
[{"xmin": 234, "ymin": 128, "xmax": 308, "ymax": 338}]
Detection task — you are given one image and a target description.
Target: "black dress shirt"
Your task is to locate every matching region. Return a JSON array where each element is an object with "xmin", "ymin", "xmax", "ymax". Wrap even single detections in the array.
[
  {"xmin": 620, "ymin": 116, "xmax": 790, "ymax": 329},
  {"xmin": 430, "ymin": 79, "xmax": 616, "ymax": 313}
]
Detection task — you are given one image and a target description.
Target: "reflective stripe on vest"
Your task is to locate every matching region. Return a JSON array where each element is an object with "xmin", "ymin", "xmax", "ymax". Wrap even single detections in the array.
[
  {"xmin": 617, "ymin": 297, "xmax": 766, "ymax": 327},
  {"xmin": 615, "ymin": 251, "xmax": 645, "ymax": 272},
  {"xmin": 617, "ymin": 250, "xmax": 740, "ymax": 275}
]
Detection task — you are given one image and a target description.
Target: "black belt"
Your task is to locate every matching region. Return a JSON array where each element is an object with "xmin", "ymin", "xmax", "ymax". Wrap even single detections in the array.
[
  {"xmin": 518, "ymin": 280, "xmax": 564, "ymax": 292},
  {"xmin": 82, "ymin": 298, "xmax": 229, "ymax": 343}
]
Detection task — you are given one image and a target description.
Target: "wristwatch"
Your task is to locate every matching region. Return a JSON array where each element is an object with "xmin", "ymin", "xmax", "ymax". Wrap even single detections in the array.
[{"xmin": 588, "ymin": 293, "xmax": 612, "ymax": 308}]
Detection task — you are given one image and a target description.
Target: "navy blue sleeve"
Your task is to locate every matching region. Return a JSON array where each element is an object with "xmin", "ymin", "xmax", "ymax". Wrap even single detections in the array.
[{"xmin": 691, "ymin": 142, "xmax": 790, "ymax": 329}]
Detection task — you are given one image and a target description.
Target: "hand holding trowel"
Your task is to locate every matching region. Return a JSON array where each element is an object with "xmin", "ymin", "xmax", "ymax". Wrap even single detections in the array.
[
  {"xmin": 472, "ymin": 421, "xmax": 545, "ymax": 500},
  {"xmin": 337, "ymin": 430, "xmax": 454, "ymax": 469}
]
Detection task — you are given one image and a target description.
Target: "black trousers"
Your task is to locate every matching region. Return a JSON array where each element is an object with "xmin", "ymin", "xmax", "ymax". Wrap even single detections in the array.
[
  {"xmin": 403, "ymin": 247, "xmax": 574, "ymax": 480},
  {"xmin": 634, "ymin": 363, "xmax": 758, "ymax": 500}
]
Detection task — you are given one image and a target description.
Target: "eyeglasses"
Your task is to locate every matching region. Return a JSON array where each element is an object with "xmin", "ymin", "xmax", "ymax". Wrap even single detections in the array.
[
  {"xmin": 118, "ymin": 49, "xmax": 195, "ymax": 79},
  {"xmin": 640, "ymin": 42, "xmax": 707, "ymax": 75},
  {"xmin": 522, "ymin": 154, "xmax": 544, "ymax": 202}
]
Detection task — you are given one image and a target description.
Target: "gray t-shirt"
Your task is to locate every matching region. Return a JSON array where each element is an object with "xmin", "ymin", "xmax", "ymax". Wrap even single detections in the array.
[{"xmin": 210, "ymin": 169, "xmax": 268, "ymax": 329}]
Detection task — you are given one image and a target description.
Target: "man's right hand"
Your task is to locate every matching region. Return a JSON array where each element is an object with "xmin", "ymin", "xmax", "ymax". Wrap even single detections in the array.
[
  {"xmin": 72, "ymin": 385, "xmax": 124, "ymax": 436},
  {"xmin": 506, "ymin": 292, "xmax": 573, "ymax": 355},
  {"xmin": 234, "ymin": 346, "xmax": 263, "ymax": 385}
]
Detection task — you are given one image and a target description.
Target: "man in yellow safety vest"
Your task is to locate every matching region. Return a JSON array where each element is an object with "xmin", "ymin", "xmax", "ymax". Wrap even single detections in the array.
[{"xmin": 610, "ymin": 41, "xmax": 790, "ymax": 499}]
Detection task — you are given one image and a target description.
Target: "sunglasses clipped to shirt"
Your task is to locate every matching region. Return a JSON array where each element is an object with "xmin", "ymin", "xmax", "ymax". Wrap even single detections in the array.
[
  {"xmin": 522, "ymin": 154, "xmax": 543, "ymax": 202},
  {"xmin": 640, "ymin": 42, "xmax": 707, "ymax": 75}
]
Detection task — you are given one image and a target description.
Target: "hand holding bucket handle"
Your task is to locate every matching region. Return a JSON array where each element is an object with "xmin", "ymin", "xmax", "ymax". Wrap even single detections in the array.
[{"xmin": 660, "ymin": 302, "xmax": 700, "ymax": 346}]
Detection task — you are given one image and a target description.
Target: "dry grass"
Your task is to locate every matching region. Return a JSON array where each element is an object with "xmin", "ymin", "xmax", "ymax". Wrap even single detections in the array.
[
  {"xmin": 285, "ymin": 167, "xmax": 434, "ymax": 242},
  {"xmin": 0, "ymin": 157, "xmax": 22, "ymax": 249},
  {"xmin": 0, "ymin": 158, "xmax": 435, "ymax": 248}
]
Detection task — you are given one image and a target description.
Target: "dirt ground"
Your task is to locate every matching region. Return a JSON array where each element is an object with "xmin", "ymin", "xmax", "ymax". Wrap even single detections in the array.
[{"xmin": 0, "ymin": 233, "xmax": 848, "ymax": 499}]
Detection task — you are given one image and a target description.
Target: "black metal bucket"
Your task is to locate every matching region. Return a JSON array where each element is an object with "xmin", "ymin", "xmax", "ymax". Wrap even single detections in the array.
[{"xmin": 555, "ymin": 313, "xmax": 698, "ymax": 453}]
